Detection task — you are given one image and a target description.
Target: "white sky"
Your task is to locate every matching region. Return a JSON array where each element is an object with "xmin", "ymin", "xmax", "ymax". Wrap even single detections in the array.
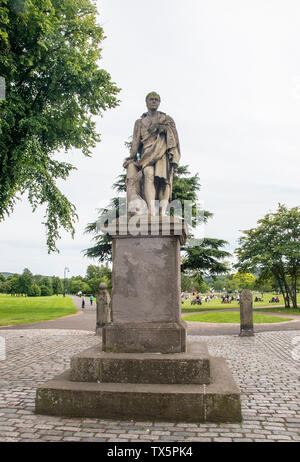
[{"xmin": 1, "ymin": 0, "xmax": 300, "ymax": 278}]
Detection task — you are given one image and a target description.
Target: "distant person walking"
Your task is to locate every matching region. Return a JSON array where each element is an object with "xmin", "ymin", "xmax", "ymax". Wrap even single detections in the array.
[
  {"xmin": 90, "ymin": 295, "xmax": 94, "ymax": 305},
  {"xmin": 81, "ymin": 296, "xmax": 85, "ymax": 310}
]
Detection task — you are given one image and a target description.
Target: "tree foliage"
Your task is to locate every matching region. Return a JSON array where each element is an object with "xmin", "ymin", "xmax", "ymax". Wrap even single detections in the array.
[
  {"xmin": 67, "ymin": 264, "xmax": 112, "ymax": 294},
  {"xmin": 0, "ymin": 0, "xmax": 120, "ymax": 251},
  {"xmin": 181, "ymin": 238, "xmax": 230, "ymax": 282},
  {"xmin": 232, "ymin": 272, "xmax": 256, "ymax": 290},
  {"xmin": 235, "ymin": 204, "xmax": 300, "ymax": 309},
  {"xmin": 18, "ymin": 267, "xmax": 33, "ymax": 294}
]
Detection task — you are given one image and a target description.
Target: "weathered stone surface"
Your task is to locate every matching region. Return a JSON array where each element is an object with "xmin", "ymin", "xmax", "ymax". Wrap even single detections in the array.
[
  {"xmin": 70, "ymin": 343, "xmax": 211, "ymax": 384},
  {"xmin": 240, "ymin": 289, "xmax": 254, "ymax": 337},
  {"xmin": 101, "ymin": 233, "xmax": 187, "ymax": 353},
  {"xmin": 111, "ymin": 236, "xmax": 181, "ymax": 324},
  {"xmin": 95, "ymin": 282, "xmax": 111, "ymax": 333},
  {"xmin": 102, "ymin": 321, "xmax": 187, "ymax": 354},
  {"xmin": 35, "ymin": 356, "xmax": 241, "ymax": 422},
  {"xmin": 204, "ymin": 358, "xmax": 242, "ymax": 422}
]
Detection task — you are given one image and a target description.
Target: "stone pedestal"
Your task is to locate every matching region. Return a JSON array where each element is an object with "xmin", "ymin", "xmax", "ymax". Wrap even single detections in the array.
[
  {"xmin": 102, "ymin": 217, "xmax": 187, "ymax": 353},
  {"xmin": 35, "ymin": 216, "xmax": 242, "ymax": 422}
]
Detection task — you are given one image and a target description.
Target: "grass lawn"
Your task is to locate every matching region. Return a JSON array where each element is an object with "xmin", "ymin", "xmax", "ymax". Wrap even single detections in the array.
[
  {"xmin": 182, "ymin": 312, "xmax": 292, "ymax": 324},
  {"xmin": 0, "ymin": 295, "xmax": 77, "ymax": 326},
  {"xmin": 255, "ymin": 307, "xmax": 300, "ymax": 316},
  {"xmin": 181, "ymin": 292, "xmax": 300, "ymax": 313}
]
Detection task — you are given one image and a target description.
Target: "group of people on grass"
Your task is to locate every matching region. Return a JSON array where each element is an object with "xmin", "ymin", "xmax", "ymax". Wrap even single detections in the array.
[
  {"xmin": 269, "ymin": 296, "xmax": 280, "ymax": 304},
  {"xmin": 221, "ymin": 294, "xmax": 237, "ymax": 304}
]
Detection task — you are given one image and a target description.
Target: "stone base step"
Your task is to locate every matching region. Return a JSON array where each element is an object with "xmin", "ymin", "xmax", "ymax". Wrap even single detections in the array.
[
  {"xmin": 35, "ymin": 357, "xmax": 242, "ymax": 422},
  {"xmin": 70, "ymin": 342, "xmax": 211, "ymax": 384}
]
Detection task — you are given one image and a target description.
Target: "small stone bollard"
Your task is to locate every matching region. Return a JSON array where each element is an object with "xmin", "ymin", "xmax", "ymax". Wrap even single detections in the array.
[
  {"xmin": 239, "ymin": 289, "xmax": 254, "ymax": 337},
  {"xmin": 95, "ymin": 282, "xmax": 111, "ymax": 336}
]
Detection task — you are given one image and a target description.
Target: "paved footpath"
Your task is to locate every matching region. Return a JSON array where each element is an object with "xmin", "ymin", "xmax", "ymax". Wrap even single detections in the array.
[{"xmin": 0, "ymin": 327, "xmax": 299, "ymax": 442}]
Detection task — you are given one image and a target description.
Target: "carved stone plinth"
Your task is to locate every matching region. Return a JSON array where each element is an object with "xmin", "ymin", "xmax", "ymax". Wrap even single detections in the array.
[{"xmin": 102, "ymin": 218, "xmax": 187, "ymax": 353}]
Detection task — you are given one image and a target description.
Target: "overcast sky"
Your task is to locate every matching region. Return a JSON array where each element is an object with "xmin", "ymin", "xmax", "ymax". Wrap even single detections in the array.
[{"xmin": 1, "ymin": 0, "xmax": 300, "ymax": 278}]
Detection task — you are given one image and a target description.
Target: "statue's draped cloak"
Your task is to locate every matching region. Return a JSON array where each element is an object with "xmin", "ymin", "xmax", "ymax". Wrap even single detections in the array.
[{"xmin": 130, "ymin": 112, "xmax": 181, "ymax": 187}]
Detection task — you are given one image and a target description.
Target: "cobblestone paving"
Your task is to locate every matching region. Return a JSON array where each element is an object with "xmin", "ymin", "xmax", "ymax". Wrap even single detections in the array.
[{"xmin": 0, "ymin": 329, "xmax": 299, "ymax": 442}]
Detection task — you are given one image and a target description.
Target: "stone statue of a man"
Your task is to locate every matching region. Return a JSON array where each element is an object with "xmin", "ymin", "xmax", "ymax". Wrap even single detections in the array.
[{"xmin": 124, "ymin": 92, "xmax": 181, "ymax": 216}]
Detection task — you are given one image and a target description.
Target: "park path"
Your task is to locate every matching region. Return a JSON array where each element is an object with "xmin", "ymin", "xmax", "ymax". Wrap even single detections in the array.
[{"xmin": 0, "ymin": 296, "xmax": 300, "ymax": 336}]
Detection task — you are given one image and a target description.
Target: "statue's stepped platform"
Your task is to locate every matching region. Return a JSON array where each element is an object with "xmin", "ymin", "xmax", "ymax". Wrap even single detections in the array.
[
  {"xmin": 35, "ymin": 226, "xmax": 242, "ymax": 423},
  {"xmin": 70, "ymin": 342, "xmax": 211, "ymax": 384},
  {"xmin": 35, "ymin": 340, "xmax": 242, "ymax": 422}
]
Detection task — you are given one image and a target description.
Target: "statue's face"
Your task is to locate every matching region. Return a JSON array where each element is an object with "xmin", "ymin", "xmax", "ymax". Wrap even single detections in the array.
[{"xmin": 146, "ymin": 96, "xmax": 160, "ymax": 111}]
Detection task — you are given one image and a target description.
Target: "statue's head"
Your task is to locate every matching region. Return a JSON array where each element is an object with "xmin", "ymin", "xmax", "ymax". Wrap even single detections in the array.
[
  {"xmin": 146, "ymin": 91, "xmax": 161, "ymax": 110},
  {"xmin": 99, "ymin": 282, "xmax": 107, "ymax": 290}
]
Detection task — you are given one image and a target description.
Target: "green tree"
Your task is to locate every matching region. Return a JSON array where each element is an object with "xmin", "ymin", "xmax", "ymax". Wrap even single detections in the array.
[
  {"xmin": 211, "ymin": 275, "xmax": 227, "ymax": 292},
  {"xmin": 86, "ymin": 265, "xmax": 102, "ymax": 281},
  {"xmin": 6, "ymin": 273, "xmax": 20, "ymax": 295},
  {"xmin": 236, "ymin": 204, "xmax": 300, "ymax": 309},
  {"xmin": 181, "ymin": 239, "xmax": 230, "ymax": 287},
  {"xmin": 85, "ymin": 264, "xmax": 112, "ymax": 294},
  {"xmin": 181, "ymin": 274, "xmax": 195, "ymax": 292},
  {"xmin": 40, "ymin": 285, "xmax": 52, "ymax": 296},
  {"xmin": 52, "ymin": 276, "xmax": 63, "ymax": 295},
  {"xmin": 0, "ymin": 273, "xmax": 5, "ymax": 283},
  {"xmin": 0, "ymin": 0, "xmax": 120, "ymax": 252},
  {"xmin": 68, "ymin": 278, "xmax": 90, "ymax": 294},
  {"xmin": 28, "ymin": 284, "xmax": 41, "ymax": 297},
  {"xmin": 38, "ymin": 276, "xmax": 53, "ymax": 295},
  {"xmin": 254, "ymin": 274, "xmax": 276, "ymax": 298},
  {"xmin": 0, "ymin": 280, "xmax": 10, "ymax": 293},
  {"xmin": 0, "ymin": 1, "xmax": 9, "ymax": 44},
  {"xmin": 193, "ymin": 277, "xmax": 211, "ymax": 294},
  {"xmin": 232, "ymin": 272, "xmax": 256, "ymax": 291},
  {"xmin": 18, "ymin": 268, "xmax": 34, "ymax": 295},
  {"xmin": 68, "ymin": 279, "xmax": 83, "ymax": 294}
]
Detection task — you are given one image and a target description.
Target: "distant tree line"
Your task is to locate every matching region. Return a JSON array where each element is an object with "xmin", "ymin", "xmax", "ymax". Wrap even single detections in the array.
[
  {"xmin": 182, "ymin": 271, "xmax": 275, "ymax": 295},
  {"xmin": 0, "ymin": 265, "xmax": 111, "ymax": 297},
  {"xmin": 205, "ymin": 272, "xmax": 276, "ymax": 294}
]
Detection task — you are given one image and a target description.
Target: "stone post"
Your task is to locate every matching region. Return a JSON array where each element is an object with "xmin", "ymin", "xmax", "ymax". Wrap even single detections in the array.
[
  {"xmin": 239, "ymin": 289, "xmax": 254, "ymax": 337},
  {"xmin": 95, "ymin": 282, "xmax": 111, "ymax": 336}
]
